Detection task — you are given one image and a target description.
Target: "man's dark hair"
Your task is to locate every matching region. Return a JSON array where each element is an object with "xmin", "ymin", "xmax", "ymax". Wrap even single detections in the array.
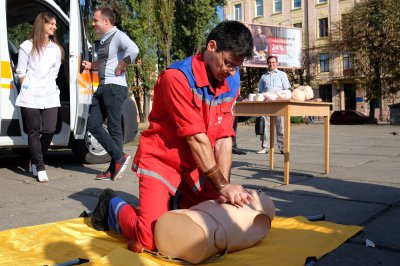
[
  {"xmin": 207, "ymin": 21, "xmax": 253, "ymax": 59},
  {"xmin": 97, "ymin": 7, "xmax": 116, "ymax": 26},
  {"xmin": 267, "ymin": 55, "xmax": 278, "ymax": 62}
]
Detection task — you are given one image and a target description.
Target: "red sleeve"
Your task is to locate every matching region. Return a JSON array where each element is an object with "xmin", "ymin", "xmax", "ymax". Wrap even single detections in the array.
[{"xmin": 157, "ymin": 69, "xmax": 206, "ymax": 137}]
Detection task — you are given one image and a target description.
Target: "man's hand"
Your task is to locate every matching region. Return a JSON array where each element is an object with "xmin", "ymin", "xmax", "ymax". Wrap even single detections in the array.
[
  {"xmin": 217, "ymin": 184, "xmax": 253, "ymax": 207},
  {"xmin": 82, "ymin": 61, "xmax": 91, "ymax": 70},
  {"xmin": 114, "ymin": 65, "xmax": 126, "ymax": 76}
]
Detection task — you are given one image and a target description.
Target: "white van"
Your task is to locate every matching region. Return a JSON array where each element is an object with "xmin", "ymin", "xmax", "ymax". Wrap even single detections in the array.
[{"xmin": 0, "ymin": 0, "xmax": 138, "ymax": 163}]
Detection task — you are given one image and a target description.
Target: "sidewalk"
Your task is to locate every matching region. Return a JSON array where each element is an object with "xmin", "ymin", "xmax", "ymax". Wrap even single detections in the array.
[
  {"xmin": 0, "ymin": 124, "xmax": 399, "ymax": 265},
  {"xmin": 232, "ymin": 124, "xmax": 400, "ymax": 265}
]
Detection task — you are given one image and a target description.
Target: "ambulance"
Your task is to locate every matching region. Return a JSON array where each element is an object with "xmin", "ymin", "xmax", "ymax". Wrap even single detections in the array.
[{"xmin": 0, "ymin": 0, "xmax": 138, "ymax": 163}]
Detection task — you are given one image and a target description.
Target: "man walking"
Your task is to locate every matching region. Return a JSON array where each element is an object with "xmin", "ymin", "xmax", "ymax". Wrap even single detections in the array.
[
  {"xmin": 257, "ymin": 55, "xmax": 290, "ymax": 154},
  {"xmin": 82, "ymin": 7, "xmax": 139, "ymax": 180}
]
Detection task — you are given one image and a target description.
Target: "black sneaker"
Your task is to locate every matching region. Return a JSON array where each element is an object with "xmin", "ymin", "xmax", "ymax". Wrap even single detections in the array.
[
  {"xmin": 232, "ymin": 147, "xmax": 246, "ymax": 155},
  {"xmin": 91, "ymin": 188, "xmax": 117, "ymax": 231}
]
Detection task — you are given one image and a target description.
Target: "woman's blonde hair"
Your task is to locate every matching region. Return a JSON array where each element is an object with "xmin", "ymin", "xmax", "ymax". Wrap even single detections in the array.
[{"xmin": 30, "ymin": 12, "xmax": 65, "ymax": 61}]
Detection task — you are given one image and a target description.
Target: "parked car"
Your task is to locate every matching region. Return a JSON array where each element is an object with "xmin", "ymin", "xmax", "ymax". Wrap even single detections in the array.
[{"xmin": 330, "ymin": 110, "xmax": 378, "ymax": 125}]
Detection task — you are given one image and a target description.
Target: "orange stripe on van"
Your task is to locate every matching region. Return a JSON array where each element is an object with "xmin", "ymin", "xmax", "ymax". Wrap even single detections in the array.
[
  {"xmin": 78, "ymin": 70, "xmax": 93, "ymax": 95},
  {"xmin": 1, "ymin": 61, "xmax": 12, "ymax": 79},
  {"xmin": 1, "ymin": 83, "xmax": 12, "ymax": 89}
]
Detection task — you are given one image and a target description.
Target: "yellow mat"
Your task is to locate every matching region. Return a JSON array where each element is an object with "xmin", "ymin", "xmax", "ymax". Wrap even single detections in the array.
[{"xmin": 0, "ymin": 216, "xmax": 362, "ymax": 266}]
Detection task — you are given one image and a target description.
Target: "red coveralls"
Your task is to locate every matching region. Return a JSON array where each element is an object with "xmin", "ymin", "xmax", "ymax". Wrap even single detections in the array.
[{"xmin": 117, "ymin": 53, "xmax": 240, "ymax": 250}]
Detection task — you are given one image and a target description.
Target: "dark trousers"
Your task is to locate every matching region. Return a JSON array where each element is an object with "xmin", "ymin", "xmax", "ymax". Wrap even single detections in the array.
[
  {"xmin": 232, "ymin": 116, "xmax": 238, "ymax": 148},
  {"xmin": 87, "ymin": 84, "xmax": 128, "ymax": 162},
  {"xmin": 21, "ymin": 107, "xmax": 58, "ymax": 171}
]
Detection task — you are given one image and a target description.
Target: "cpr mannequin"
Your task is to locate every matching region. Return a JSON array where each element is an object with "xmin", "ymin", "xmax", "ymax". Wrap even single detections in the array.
[
  {"xmin": 262, "ymin": 89, "xmax": 291, "ymax": 101},
  {"xmin": 154, "ymin": 190, "xmax": 275, "ymax": 264},
  {"xmin": 292, "ymin": 85, "xmax": 314, "ymax": 101}
]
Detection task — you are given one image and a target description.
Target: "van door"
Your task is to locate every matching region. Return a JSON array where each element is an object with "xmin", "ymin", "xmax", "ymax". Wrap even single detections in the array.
[
  {"xmin": 69, "ymin": 0, "xmax": 92, "ymax": 139},
  {"xmin": 0, "ymin": 1, "xmax": 23, "ymax": 145}
]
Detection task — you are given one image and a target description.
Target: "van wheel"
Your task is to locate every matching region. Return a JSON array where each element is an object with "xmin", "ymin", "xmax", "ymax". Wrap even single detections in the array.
[{"xmin": 71, "ymin": 129, "xmax": 111, "ymax": 164}]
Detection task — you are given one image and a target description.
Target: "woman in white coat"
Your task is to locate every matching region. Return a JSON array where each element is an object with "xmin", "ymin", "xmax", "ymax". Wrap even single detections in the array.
[{"xmin": 16, "ymin": 12, "xmax": 64, "ymax": 182}]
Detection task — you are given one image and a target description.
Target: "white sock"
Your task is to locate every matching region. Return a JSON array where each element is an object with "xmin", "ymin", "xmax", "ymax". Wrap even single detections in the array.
[{"xmin": 38, "ymin": 170, "xmax": 49, "ymax": 182}]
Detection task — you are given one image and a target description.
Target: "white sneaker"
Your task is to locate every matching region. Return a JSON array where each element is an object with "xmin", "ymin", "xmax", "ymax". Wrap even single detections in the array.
[
  {"xmin": 38, "ymin": 170, "xmax": 49, "ymax": 183},
  {"xmin": 256, "ymin": 148, "xmax": 269, "ymax": 154}
]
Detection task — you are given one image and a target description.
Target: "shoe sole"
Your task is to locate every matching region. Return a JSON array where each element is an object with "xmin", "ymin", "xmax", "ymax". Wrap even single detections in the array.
[{"xmin": 112, "ymin": 155, "xmax": 131, "ymax": 181}]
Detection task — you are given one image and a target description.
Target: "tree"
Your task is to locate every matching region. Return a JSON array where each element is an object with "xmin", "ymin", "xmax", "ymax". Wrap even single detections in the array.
[
  {"xmin": 329, "ymin": 0, "xmax": 400, "ymax": 122},
  {"xmin": 154, "ymin": 0, "xmax": 175, "ymax": 68},
  {"xmin": 173, "ymin": 0, "xmax": 224, "ymax": 59}
]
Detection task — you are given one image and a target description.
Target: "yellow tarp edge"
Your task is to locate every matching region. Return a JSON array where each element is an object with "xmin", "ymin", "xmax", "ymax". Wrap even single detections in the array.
[{"xmin": 0, "ymin": 216, "xmax": 363, "ymax": 266}]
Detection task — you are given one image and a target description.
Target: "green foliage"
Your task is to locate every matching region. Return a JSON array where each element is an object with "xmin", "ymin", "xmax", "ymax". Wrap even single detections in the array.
[
  {"xmin": 329, "ymin": 0, "xmax": 400, "ymax": 121},
  {"xmin": 7, "ymin": 23, "xmax": 32, "ymax": 47},
  {"xmin": 173, "ymin": 0, "xmax": 221, "ymax": 59},
  {"xmin": 290, "ymin": 116, "xmax": 309, "ymax": 124}
]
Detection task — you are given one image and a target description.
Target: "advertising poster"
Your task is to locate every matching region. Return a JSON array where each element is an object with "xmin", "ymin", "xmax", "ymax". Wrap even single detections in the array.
[{"xmin": 244, "ymin": 23, "xmax": 302, "ymax": 69}]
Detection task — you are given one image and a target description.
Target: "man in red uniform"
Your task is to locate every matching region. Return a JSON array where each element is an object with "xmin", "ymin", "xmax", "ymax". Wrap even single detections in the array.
[{"xmin": 91, "ymin": 21, "xmax": 254, "ymax": 251}]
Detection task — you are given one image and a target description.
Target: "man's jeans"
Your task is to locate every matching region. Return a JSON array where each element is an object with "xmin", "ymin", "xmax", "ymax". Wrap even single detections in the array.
[
  {"xmin": 260, "ymin": 116, "xmax": 284, "ymax": 151},
  {"xmin": 87, "ymin": 84, "xmax": 128, "ymax": 161}
]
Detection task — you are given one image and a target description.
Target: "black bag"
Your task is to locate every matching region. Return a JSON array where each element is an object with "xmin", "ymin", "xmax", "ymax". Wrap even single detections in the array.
[{"xmin": 255, "ymin": 116, "xmax": 265, "ymax": 135}]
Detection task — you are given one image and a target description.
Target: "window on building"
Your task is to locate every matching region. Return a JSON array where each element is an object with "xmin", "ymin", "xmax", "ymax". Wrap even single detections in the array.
[
  {"xmin": 320, "ymin": 53, "xmax": 330, "ymax": 72},
  {"xmin": 319, "ymin": 17, "xmax": 329, "ymax": 38},
  {"xmin": 256, "ymin": 0, "xmax": 264, "ymax": 17},
  {"xmin": 318, "ymin": 0, "xmax": 328, "ymax": 4},
  {"xmin": 234, "ymin": 3, "xmax": 242, "ymax": 20},
  {"xmin": 293, "ymin": 0, "xmax": 301, "ymax": 9},
  {"xmin": 274, "ymin": 0, "xmax": 282, "ymax": 13},
  {"xmin": 293, "ymin": 22, "xmax": 302, "ymax": 28},
  {"xmin": 343, "ymin": 52, "xmax": 353, "ymax": 70}
]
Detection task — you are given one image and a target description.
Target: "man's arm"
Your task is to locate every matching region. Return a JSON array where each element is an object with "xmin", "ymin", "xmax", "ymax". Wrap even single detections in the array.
[
  {"xmin": 82, "ymin": 61, "xmax": 99, "ymax": 71},
  {"xmin": 282, "ymin": 72, "xmax": 291, "ymax": 90},
  {"xmin": 186, "ymin": 133, "xmax": 252, "ymax": 207},
  {"xmin": 115, "ymin": 32, "xmax": 139, "ymax": 75},
  {"xmin": 214, "ymin": 137, "xmax": 232, "ymax": 182},
  {"xmin": 258, "ymin": 75, "xmax": 265, "ymax": 93}
]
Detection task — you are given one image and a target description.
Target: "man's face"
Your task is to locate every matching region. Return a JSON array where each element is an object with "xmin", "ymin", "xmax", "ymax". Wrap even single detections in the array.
[
  {"xmin": 92, "ymin": 11, "xmax": 109, "ymax": 35},
  {"xmin": 267, "ymin": 58, "xmax": 278, "ymax": 71},
  {"xmin": 206, "ymin": 41, "xmax": 244, "ymax": 82}
]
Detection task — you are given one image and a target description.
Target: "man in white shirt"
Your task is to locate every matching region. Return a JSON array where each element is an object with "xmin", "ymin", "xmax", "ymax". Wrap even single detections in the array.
[{"xmin": 257, "ymin": 55, "xmax": 290, "ymax": 154}]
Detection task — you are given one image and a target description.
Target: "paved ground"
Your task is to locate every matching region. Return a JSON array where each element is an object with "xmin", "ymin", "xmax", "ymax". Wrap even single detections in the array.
[{"xmin": 0, "ymin": 123, "xmax": 399, "ymax": 265}]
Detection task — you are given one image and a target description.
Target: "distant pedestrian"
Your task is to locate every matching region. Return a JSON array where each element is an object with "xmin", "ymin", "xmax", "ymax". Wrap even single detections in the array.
[
  {"xmin": 16, "ymin": 12, "xmax": 65, "ymax": 182},
  {"xmin": 257, "ymin": 55, "xmax": 290, "ymax": 154},
  {"xmin": 82, "ymin": 7, "xmax": 139, "ymax": 181}
]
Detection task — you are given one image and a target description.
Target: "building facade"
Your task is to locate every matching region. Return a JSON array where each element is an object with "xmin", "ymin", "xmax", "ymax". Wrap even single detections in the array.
[{"xmin": 224, "ymin": 0, "xmax": 397, "ymax": 121}]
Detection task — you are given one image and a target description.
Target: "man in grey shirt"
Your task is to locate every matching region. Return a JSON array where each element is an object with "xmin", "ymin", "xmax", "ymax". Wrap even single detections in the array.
[
  {"xmin": 257, "ymin": 55, "xmax": 290, "ymax": 154},
  {"xmin": 82, "ymin": 7, "xmax": 139, "ymax": 180}
]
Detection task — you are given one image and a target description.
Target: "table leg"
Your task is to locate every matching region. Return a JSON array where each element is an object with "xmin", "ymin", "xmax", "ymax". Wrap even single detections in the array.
[
  {"xmin": 284, "ymin": 114, "xmax": 291, "ymax": 185},
  {"xmin": 324, "ymin": 115, "xmax": 330, "ymax": 174},
  {"xmin": 270, "ymin": 116, "xmax": 275, "ymax": 170}
]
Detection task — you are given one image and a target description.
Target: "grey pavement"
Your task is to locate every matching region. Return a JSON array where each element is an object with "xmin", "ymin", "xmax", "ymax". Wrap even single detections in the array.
[{"xmin": 0, "ymin": 124, "xmax": 399, "ymax": 265}]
